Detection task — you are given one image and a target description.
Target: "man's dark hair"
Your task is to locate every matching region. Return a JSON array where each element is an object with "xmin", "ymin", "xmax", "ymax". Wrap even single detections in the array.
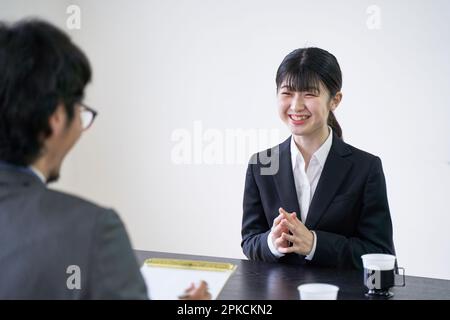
[{"xmin": 0, "ymin": 19, "xmax": 91, "ymax": 166}]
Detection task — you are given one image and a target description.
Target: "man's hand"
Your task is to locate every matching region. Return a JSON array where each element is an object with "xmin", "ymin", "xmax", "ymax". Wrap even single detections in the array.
[
  {"xmin": 276, "ymin": 207, "xmax": 314, "ymax": 256},
  {"xmin": 178, "ymin": 280, "xmax": 211, "ymax": 300}
]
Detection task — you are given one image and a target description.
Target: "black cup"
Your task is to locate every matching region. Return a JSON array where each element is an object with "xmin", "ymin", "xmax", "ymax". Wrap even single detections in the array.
[{"xmin": 363, "ymin": 267, "xmax": 405, "ymax": 298}]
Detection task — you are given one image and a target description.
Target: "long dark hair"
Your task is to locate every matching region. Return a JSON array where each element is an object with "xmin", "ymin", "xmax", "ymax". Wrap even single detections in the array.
[{"xmin": 275, "ymin": 47, "xmax": 343, "ymax": 139}]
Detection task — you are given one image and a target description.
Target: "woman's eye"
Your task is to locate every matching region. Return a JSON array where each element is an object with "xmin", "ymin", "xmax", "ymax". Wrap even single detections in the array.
[{"xmin": 281, "ymin": 92, "xmax": 292, "ymax": 96}]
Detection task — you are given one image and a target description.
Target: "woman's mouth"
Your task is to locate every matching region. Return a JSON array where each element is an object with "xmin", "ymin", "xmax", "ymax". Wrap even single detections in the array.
[{"xmin": 289, "ymin": 114, "xmax": 311, "ymax": 125}]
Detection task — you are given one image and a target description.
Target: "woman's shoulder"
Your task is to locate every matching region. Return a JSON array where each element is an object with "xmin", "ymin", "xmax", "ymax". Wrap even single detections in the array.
[
  {"xmin": 248, "ymin": 137, "xmax": 290, "ymax": 165},
  {"xmin": 248, "ymin": 136, "xmax": 383, "ymax": 168},
  {"xmin": 341, "ymin": 139, "xmax": 380, "ymax": 160}
]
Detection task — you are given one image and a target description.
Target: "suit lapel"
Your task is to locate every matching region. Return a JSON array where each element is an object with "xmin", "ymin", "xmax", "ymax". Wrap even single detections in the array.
[
  {"xmin": 305, "ymin": 134, "xmax": 353, "ymax": 229},
  {"xmin": 272, "ymin": 137, "xmax": 301, "ymax": 219}
]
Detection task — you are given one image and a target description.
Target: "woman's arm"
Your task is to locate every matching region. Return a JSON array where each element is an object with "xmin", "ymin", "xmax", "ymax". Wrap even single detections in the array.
[
  {"xmin": 241, "ymin": 161, "xmax": 280, "ymax": 262},
  {"xmin": 309, "ymin": 157, "xmax": 395, "ymax": 269}
]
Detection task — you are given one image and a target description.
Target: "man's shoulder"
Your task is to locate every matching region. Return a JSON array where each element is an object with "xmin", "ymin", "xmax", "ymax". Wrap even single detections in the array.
[{"xmin": 41, "ymin": 187, "xmax": 116, "ymax": 219}]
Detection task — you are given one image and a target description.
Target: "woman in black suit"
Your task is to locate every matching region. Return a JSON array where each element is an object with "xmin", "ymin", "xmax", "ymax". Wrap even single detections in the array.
[{"xmin": 241, "ymin": 47, "xmax": 395, "ymax": 269}]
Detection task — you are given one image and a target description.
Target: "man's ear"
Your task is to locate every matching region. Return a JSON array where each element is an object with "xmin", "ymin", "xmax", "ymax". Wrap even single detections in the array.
[
  {"xmin": 330, "ymin": 92, "xmax": 343, "ymax": 112},
  {"xmin": 48, "ymin": 104, "xmax": 67, "ymax": 137}
]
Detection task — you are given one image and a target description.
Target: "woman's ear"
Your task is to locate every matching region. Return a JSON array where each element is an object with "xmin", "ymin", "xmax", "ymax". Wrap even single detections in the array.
[{"xmin": 330, "ymin": 92, "xmax": 343, "ymax": 112}]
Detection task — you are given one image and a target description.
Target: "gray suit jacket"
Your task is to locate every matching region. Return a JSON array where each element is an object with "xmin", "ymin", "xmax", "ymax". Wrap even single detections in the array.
[{"xmin": 0, "ymin": 167, "xmax": 148, "ymax": 299}]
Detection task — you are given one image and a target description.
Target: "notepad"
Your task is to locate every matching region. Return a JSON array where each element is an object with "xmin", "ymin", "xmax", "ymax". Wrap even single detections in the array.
[{"xmin": 140, "ymin": 258, "xmax": 237, "ymax": 300}]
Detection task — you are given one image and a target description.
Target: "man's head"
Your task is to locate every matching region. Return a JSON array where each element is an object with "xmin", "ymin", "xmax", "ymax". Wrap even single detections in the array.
[{"xmin": 0, "ymin": 19, "xmax": 93, "ymax": 183}]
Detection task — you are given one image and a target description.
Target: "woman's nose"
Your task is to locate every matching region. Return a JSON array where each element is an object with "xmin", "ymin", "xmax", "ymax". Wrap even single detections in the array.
[{"xmin": 290, "ymin": 96, "xmax": 305, "ymax": 112}]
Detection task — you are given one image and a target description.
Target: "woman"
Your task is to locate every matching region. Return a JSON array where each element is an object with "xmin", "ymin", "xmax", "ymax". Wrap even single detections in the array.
[{"xmin": 241, "ymin": 47, "xmax": 395, "ymax": 269}]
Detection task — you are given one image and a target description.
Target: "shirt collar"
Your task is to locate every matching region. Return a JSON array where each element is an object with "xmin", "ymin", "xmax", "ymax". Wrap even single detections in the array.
[
  {"xmin": 28, "ymin": 166, "xmax": 46, "ymax": 184},
  {"xmin": 290, "ymin": 126, "xmax": 333, "ymax": 171}
]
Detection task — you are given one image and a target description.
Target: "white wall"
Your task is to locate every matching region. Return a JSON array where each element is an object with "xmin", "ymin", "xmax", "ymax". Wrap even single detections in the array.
[
  {"xmin": 0, "ymin": 0, "xmax": 67, "ymax": 24},
  {"xmin": 2, "ymin": 0, "xmax": 449, "ymax": 280}
]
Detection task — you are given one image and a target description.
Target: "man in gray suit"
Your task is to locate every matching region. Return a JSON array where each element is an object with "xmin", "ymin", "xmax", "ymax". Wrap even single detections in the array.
[{"xmin": 0, "ymin": 20, "xmax": 209, "ymax": 299}]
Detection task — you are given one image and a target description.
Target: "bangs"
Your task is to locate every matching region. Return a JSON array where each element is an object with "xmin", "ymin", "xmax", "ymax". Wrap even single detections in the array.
[{"xmin": 278, "ymin": 68, "xmax": 322, "ymax": 95}]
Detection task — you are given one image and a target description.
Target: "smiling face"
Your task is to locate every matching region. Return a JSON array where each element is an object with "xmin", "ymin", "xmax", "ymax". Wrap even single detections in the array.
[{"xmin": 278, "ymin": 81, "xmax": 339, "ymax": 139}]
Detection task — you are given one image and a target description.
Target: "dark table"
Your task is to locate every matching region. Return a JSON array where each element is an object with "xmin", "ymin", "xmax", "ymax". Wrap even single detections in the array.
[{"xmin": 135, "ymin": 250, "xmax": 450, "ymax": 300}]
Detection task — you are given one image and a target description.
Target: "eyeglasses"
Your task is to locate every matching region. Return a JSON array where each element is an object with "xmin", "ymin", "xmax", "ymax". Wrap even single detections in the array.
[{"xmin": 79, "ymin": 103, "xmax": 98, "ymax": 130}]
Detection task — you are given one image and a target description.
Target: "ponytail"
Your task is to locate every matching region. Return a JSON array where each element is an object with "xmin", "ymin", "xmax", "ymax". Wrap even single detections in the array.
[{"xmin": 327, "ymin": 111, "xmax": 342, "ymax": 139}]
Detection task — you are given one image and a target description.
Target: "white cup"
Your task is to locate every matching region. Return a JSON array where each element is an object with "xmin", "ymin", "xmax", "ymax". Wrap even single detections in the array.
[
  {"xmin": 297, "ymin": 283, "xmax": 339, "ymax": 300},
  {"xmin": 361, "ymin": 254, "xmax": 396, "ymax": 271},
  {"xmin": 361, "ymin": 253, "xmax": 405, "ymax": 297}
]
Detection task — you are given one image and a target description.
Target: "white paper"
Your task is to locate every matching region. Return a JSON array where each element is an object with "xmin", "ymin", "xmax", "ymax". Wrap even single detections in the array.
[{"xmin": 140, "ymin": 264, "xmax": 235, "ymax": 300}]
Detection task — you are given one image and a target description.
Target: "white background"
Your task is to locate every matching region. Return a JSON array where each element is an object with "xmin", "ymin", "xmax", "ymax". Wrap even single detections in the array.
[{"xmin": 1, "ymin": 0, "xmax": 449, "ymax": 280}]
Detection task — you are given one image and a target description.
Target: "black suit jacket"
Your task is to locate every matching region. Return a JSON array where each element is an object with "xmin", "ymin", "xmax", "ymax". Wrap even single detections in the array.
[
  {"xmin": 0, "ymin": 166, "xmax": 148, "ymax": 299},
  {"xmin": 241, "ymin": 133, "xmax": 395, "ymax": 269}
]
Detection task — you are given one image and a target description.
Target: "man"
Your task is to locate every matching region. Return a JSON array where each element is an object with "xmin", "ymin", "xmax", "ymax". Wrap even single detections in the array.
[{"xmin": 0, "ymin": 19, "xmax": 209, "ymax": 299}]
